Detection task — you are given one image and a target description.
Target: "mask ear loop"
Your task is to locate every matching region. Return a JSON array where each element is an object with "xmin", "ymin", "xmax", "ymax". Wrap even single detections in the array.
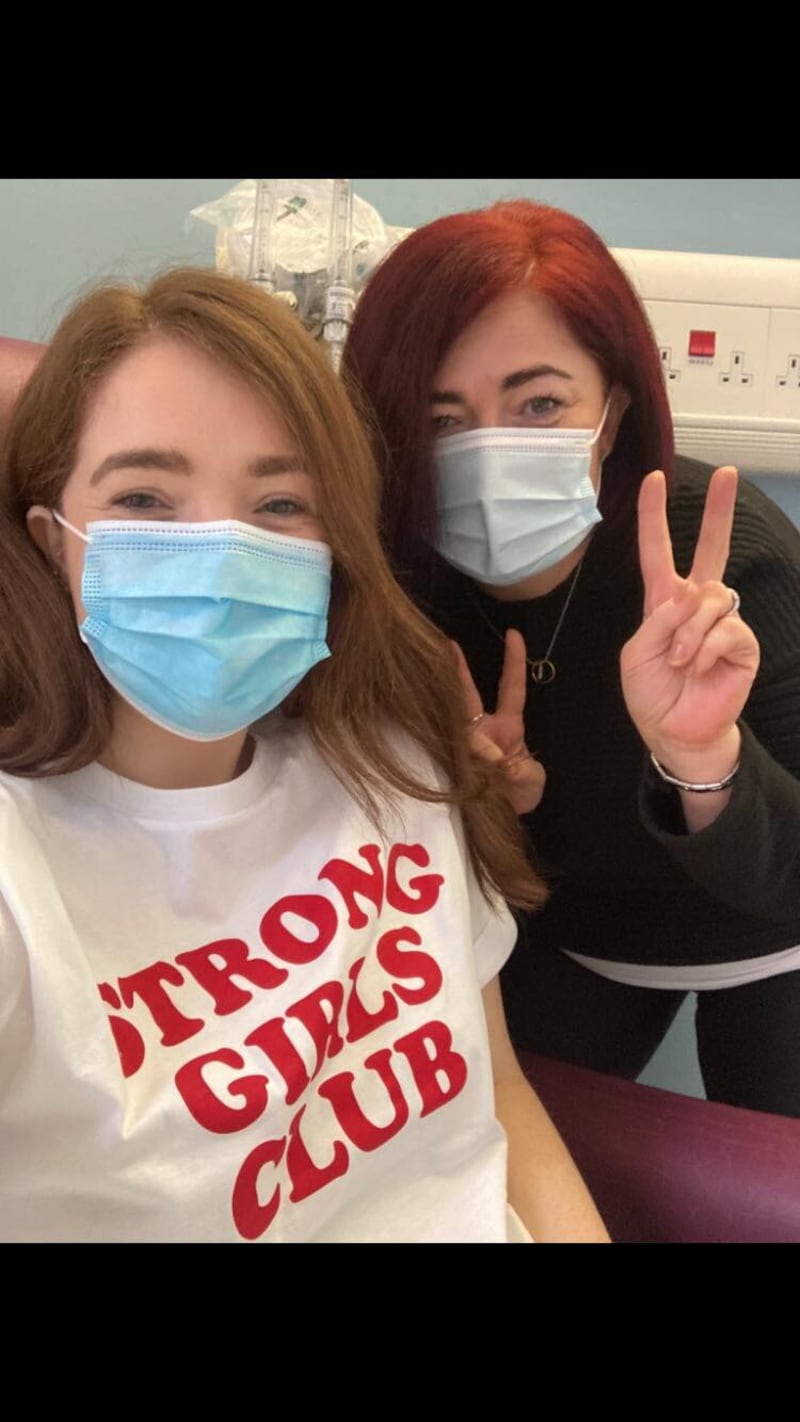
[
  {"xmin": 589, "ymin": 396, "xmax": 613, "ymax": 504},
  {"xmin": 52, "ymin": 510, "xmax": 90, "ymax": 544},
  {"xmin": 589, "ymin": 396, "xmax": 612, "ymax": 448}
]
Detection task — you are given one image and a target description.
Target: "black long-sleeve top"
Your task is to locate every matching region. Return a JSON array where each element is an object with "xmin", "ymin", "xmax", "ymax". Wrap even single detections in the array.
[{"xmin": 423, "ymin": 458, "xmax": 800, "ymax": 966}]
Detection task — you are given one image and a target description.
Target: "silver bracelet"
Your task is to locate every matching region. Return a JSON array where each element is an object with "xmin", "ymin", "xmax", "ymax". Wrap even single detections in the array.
[{"xmin": 649, "ymin": 752, "xmax": 740, "ymax": 794}]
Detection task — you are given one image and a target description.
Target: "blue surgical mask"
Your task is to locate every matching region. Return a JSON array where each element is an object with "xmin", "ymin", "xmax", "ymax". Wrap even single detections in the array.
[
  {"xmin": 434, "ymin": 403, "xmax": 609, "ymax": 586},
  {"xmin": 53, "ymin": 515, "xmax": 332, "ymax": 740}
]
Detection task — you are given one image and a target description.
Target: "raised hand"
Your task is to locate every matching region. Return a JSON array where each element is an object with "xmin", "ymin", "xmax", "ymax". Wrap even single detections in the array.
[
  {"xmin": 452, "ymin": 631, "xmax": 546, "ymax": 816},
  {"xmin": 620, "ymin": 466, "xmax": 760, "ymax": 784}
]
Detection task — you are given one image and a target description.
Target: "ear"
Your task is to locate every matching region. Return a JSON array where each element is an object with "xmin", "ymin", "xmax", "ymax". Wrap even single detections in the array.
[
  {"xmin": 26, "ymin": 505, "xmax": 65, "ymax": 571},
  {"xmin": 600, "ymin": 385, "xmax": 631, "ymax": 461}
]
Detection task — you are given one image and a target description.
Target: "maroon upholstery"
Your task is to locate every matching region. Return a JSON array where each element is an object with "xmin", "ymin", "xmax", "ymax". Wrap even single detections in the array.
[
  {"xmin": 520, "ymin": 1050, "xmax": 800, "ymax": 1243},
  {"xmin": 0, "ymin": 336, "xmax": 45, "ymax": 444}
]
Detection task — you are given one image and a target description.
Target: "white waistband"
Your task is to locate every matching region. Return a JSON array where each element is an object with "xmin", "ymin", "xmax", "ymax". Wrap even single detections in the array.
[{"xmin": 565, "ymin": 942, "xmax": 800, "ymax": 991}]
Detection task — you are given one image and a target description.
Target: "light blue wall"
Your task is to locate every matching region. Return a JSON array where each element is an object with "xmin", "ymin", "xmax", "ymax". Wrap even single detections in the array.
[
  {"xmin": 3, "ymin": 179, "xmax": 799, "ymax": 339},
  {"xmin": 0, "ymin": 179, "xmax": 236, "ymax": 341},
  {"xmin": 353, "ymin": 178, "xmax": 800, "ymax": 259},
  {"xmin": 749, "ymin": 474, "xmax": 800, "ymax": 526},
  {"xmin": 3, "ymin": 178, "xmax": 798, "ymax": 1102}
]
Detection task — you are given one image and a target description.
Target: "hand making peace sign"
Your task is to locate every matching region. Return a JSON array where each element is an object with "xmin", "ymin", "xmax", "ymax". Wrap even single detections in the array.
[
  {"xmin": 455, "ymin": 464, "xmax": 761, "ymax": 819},
  {"xmin": 620, "ymin": 466, "xmax": 760, "ymax": 777},
  {"xmin": 452, "ymin": 631, "xmax": 546, "ymax": 816}
]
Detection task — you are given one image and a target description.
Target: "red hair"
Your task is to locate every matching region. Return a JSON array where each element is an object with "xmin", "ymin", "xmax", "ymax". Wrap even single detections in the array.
[{"xmin": 344, "ymin": 199, "xmax": 674, "ymax": 583}]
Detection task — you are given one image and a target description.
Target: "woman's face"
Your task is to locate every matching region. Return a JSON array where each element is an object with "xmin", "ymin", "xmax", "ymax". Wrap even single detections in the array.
[
  {"xmin": 431, "ymin": 289, "xmax": 622, "ymax": 487},
  {"xmin": 28, "ymin": 334, "xmax": 326, "ymax": 618}
]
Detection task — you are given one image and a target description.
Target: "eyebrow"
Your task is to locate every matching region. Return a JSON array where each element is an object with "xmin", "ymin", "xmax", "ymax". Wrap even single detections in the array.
[
  {"xmin": 248, "ymin": 454, "xmax": 306, "ymax": 477},
  {"xmin": 431, "ymin": 365, "xmax": 575, "ymax": 404},
  {"xmin": 89, "ymin": 448, "xmax": 305, "ymax": 485}
]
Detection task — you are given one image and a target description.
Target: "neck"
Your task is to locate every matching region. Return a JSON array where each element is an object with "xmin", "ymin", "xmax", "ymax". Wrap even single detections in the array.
[
  {"xmin": 477, "ymin": 536, "xmax": 589, "ymax": 603},
  {"xmin": 99, "ymin": 700, "xmax": 254, "ymax": 788}
]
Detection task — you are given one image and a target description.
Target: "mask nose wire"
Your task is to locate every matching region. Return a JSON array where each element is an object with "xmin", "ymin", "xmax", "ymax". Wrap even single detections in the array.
[{"xmin": 52, "ymin": 510, "xmax": 90, "ymax": 544}]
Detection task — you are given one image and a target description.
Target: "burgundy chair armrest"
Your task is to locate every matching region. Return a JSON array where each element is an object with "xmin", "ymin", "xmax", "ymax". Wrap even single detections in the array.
[
  {"xmin": 0, "ymin": 337, "xmax": 45, "ymax": 444},
  {"xmin": 519, "ymin": 1049, "xmax": 800, "ymax": 1243}
]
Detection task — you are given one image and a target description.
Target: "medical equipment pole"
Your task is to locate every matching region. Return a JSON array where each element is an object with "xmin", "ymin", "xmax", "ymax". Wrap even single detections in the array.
[
  {"xmin": 322, "ymin": 178, "xmax": 355, "ymax": 372},
  {"xmin": 247, "ymin": 179, "xmax": 278, "ymax": 295}
]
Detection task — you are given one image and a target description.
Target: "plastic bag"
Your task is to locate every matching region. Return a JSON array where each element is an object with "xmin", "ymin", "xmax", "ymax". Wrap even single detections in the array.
[{"xmin": 189, "ymin": 179, "xmax": 412, "ymax": 332}]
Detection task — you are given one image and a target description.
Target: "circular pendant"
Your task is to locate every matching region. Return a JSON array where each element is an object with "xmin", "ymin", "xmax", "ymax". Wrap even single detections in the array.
[{"xmin": 529, "ymin": 659, "xmax": 556, "ymax": 685}]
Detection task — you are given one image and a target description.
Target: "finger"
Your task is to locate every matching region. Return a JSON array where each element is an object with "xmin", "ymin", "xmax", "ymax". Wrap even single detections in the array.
[
  {"xmin": 667, "ymin": 582, "xmax": 743, "ymax": 667},
  {"xmin": 469, "ymin": 728, "xmax": 505, "ymax": 765},
  {"xmin": 690, "ymin": 466, "xmax": 738, "ymax": 585},
  {"xmin": 625, "ymin": 582, "xmax": 705, "ymax": 660},
  {"xmin": 503, "ymin": 755, "xmax": 547, "ymax": 817},
  {"xmin": 501, "ymin": 740, "xmax": 536, "ymax": 767},
  {"xmin": 689, "ymin": 617, "xmax": 760, "ymax": 680},
  {"xmin": 450, "ymin": 640, "xmax": 484, "ymax": 723},
  {"xmin": 503, "ymin": 753, "xmax": 545, "ymax": 784},
  {"xmin": 495, "ymin": 629, "xmax": 528, "ymax": 720},
  {"xmin": 638, "ymin": 471, "xmax": 679, "ymax": 615}
]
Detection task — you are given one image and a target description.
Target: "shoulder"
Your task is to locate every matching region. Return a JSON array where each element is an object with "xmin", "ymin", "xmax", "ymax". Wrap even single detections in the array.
[
  {"xmin": 254, "ymin": 715, "xmax": 457, "ymax": 861},
  {"xmin": 0, "ymin": 769, "xmax": 41, "ymax": 820},
  {"xmin": 669, "ymin": 456, "xmax": 800, "ymax": 582},
  {"xmin": 0, "ymin": 773, "xmax": 59, "ymax": 939},
  {"xmin": 257, "ymin": 714, "xmax": 451, "ymax": 795},
  {"xmin": 379, "ymin": 723, "xmax": 453, "ymax": 795}
]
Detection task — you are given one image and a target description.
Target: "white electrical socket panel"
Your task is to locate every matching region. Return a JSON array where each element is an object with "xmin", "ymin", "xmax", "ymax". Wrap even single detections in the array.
[{"xmin": 612, "ymin": 249, "xmax": 800, "ymax": 476}]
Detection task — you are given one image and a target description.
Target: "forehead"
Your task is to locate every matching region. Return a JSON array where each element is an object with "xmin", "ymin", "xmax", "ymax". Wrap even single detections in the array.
[
  {"xmin": 77, "ymin": 335, "xmax": 295, "ymax": 457},
  {"xmin": 433, "ymin": 289, "xmax": 599, "ymax": 391}
]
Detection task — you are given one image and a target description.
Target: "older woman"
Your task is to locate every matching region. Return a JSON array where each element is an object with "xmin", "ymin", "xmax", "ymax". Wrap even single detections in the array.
[
  {"xmin": 344, "ymin": 199, "xmax": 800, "ymax": 1116},
  {"xmin": 0, "ymin": 267, "xmax": 607, "ymax": 1242}
]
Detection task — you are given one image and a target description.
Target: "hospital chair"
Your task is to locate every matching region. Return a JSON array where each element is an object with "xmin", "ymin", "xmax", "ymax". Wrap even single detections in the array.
[
  {"xmin": 0, "ymin": 336, "xmax": 42, "ymax": 444},
  {"xmin": 519, "ymin": 1050, "xmax": 800, "ymax": 1243}
]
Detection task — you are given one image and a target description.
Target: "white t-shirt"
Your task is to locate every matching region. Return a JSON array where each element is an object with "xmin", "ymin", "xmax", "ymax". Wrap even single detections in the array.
[{"xmin": 0, "ymin": 718, "xmax": 524, "ymax": 1243}]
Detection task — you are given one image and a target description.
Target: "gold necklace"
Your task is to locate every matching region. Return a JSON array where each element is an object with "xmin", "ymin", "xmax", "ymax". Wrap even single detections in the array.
[{"xmin": 466, "ymin": 556, "xmax": 585, "ymax": 685}]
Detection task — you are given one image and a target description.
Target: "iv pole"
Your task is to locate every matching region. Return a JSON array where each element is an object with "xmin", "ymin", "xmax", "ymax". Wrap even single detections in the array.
[{"xmin": 321, "ymin": 179, "xmax": 355, "ymax": 372}]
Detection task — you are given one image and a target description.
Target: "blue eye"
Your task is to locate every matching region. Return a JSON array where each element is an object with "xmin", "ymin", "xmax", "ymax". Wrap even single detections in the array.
[
  {"xmin": 258, "ymin": 497, "xmax": 305, "ymax": 516},
  {"xmin": 520, "ymin": 394, "xmax": 563, "ymax": 419},
  {"xmin": 112, "ymin": 492, "xmax": 165, "ymax": 511},
  {"xmin": 431, "ymin": 413, "xmax": 461, "ymax": 435}
]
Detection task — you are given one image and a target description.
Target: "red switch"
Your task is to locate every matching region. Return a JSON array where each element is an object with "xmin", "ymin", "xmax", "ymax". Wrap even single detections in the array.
[{"xmin": 689, "ymin": 329, "xmax": 716, "ymax": 358}]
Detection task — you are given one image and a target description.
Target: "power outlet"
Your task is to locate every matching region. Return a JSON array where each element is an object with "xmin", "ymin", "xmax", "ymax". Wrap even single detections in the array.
[
  {"xmin": 613, "ymin": 249, "xmax": 800, "ymax": 473},
  {"xmin": 719, "ymin": 350, "xmax": 754, "ymax": 387},
  {"xmin": 659, "ymin": 346, "xmax": 680, "ymax": 382},
  {"xmin": 645, "ymin": 299, "xmax": 768, "ymax": 416},
  {"xmin": 764, "ymin": 309, "xmax": 800, "ymax": 420},
  {"xmin": 776, "ymin": 355, "xmax": 800, "ymax": 389}
]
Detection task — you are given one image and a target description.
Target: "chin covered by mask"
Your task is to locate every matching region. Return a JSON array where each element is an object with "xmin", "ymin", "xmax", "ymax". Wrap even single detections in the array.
[
  {"xmin": 434, "ymin": 404, "xmax": 608, "ymax": 586},
  {"xmin": 53, "ymin": 514, "xmax": 331, "ymax": 739}
]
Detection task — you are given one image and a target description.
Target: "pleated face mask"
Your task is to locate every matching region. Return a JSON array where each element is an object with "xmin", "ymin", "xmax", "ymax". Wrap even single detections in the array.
[
  {"xmin": 434, "ymin": 402, "xmax": 608, "ymax": 586},
  {"xmin": 53, "ymin": 514, "xmax": 332, "ymax": 740}
]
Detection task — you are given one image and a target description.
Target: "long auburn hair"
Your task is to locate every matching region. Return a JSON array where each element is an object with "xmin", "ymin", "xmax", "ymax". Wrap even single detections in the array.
[
  {"xmin": 343, "ymin": 199, "xmax": 675, "ymax": 587},
  {"xmin": 0, "ymin": 267, "xmax": 544, "ymax": 910}
]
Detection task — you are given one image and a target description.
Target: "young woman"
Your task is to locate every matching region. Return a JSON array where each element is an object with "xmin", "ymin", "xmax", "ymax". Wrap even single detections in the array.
[
  {"xmin": 0, "ymin": 267, "xmax": 608, "ymax": 1242},
  {"xmin": 344, "ymin": 199, "xmax": 800, "ymax": 1117}
]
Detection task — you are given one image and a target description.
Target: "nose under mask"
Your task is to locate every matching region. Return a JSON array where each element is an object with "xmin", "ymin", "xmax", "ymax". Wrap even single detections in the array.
[
  {"xmin": 52, "ymin": 513, "xmax": 332, "ymax": 739},
  {"xmin": 434, "ymin": 402, "xmax": 608, "ymax": 586}
]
